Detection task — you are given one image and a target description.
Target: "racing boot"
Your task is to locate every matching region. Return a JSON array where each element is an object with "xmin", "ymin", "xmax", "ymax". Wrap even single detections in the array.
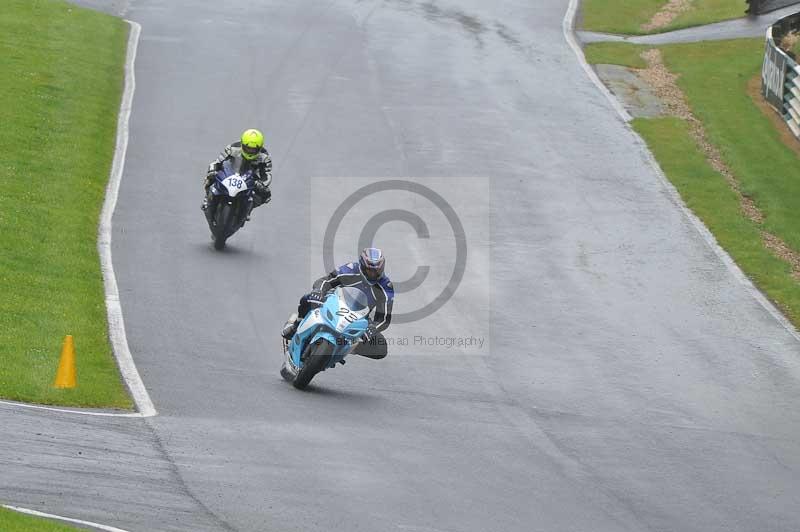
[{"xmin": 281, "ymin": 313, "xmax": 299, "ymax": 340}]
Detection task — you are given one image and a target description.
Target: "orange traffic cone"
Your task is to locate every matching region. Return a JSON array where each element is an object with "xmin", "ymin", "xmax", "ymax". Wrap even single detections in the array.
[{"xmin": 53, "ymin": 335, "xmax": 77, "ymax": 389}]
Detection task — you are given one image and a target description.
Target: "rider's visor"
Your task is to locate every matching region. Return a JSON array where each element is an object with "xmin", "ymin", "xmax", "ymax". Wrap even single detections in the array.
[
  {"xmin": 242, "ymin": 144, "xmax": 260, "ymax": 156},
  {"xmin": 363, "ymin": 265, "xmax": 381, "ymax": 281}
]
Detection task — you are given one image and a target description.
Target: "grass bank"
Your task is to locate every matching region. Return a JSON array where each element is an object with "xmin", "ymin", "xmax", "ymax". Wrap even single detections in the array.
[
  {"xmin": 0, "ymin": 0, "xmax": 132, "ymax": 408},
  {"xmin": 581, "ymin": 0, "xmax": 747, "ymax": 35},
  {"xmin": 585, "ymin": 38, "xmax": 800, "ymax": 324},
  {"xmin": 584, "ymin": 42, "xmax": 649, "ymax": 68},
  {"xmin": 0, "ymin": 507, "xmax": 82, "ymax": 532}
]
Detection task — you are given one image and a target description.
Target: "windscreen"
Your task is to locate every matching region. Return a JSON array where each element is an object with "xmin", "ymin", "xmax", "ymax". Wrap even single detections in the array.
[
  {"xmin": 339, "ymin": 286, "xmax": 369, "ymax": 312},
  {"xmin": 219, "ymin": 159, "xmax": 237, "ymax": 178},
  {"xmin": 219, "ymin": 159, "xmax": 253, "ymax": 179}
]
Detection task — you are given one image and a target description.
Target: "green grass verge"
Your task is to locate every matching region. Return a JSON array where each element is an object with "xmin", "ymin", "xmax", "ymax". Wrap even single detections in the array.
[
  {"xmin": 634, "ymin": 117, "xmax": 800, "ymax": 322},
  {"xmin": 583, "ymin": 42, "xmax": 649, "ymax": 68},
  {"xmin": 586, "ymin": 38, "xmax": 800, "ymax": 322},
  {"xmin": 660, "ymin": 39, "xmax": 800, "ymax": 253},
  {"xmin": 0, "ymin": 0, "xmax": 132, "ymax": 408},
  {"xmin": 581, "ymin": 0, "xmax": 747, "ymax": 35},
  {"xmin": 0, "ymin": 507, "xmax": 82, "ymax": 532}
]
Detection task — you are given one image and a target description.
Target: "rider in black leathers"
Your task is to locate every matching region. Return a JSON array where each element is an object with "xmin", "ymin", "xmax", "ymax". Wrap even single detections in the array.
[{"xmin": 202, "ymin": 128, "xmax": 272, "ymax": 219}]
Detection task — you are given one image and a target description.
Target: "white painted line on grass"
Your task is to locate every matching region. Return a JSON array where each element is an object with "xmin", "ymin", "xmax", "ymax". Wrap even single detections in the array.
[
  {"xmin": 563, "ymin": 1, "xmax": 800, "ymax": 345},
  {"xmin": 2, "ymin": 505, "xmax": 132, "ymax": 532},
  {"xmin": 98, "ymin": 20, "xmax": 157, "ymax": 417}
]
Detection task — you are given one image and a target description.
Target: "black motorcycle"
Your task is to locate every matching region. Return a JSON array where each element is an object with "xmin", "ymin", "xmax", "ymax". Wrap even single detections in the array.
[{"xmin": 203, "ymin": 160, "xmax": 256, "ymax": 250}]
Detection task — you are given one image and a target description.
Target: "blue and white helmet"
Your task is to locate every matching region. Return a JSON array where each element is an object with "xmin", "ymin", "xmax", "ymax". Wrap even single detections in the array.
[{"xmin": 359, "ymin": 247, "xmax": 385, "ymax": 283}]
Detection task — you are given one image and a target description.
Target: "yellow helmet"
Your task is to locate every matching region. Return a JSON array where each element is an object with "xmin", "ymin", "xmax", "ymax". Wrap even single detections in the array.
[{"xmin": 240, "ymin": 129, "xmax": 264, "ymax": 160}]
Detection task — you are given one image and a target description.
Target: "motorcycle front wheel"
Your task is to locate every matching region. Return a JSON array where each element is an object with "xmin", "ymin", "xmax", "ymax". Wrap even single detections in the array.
[
  {"xmin": 293, "ymin": 340, "xmax": 333, "ymax": 390},
  {"xmin": 212, "ymin": 202, "xmax": 234, "ymax": 250}
]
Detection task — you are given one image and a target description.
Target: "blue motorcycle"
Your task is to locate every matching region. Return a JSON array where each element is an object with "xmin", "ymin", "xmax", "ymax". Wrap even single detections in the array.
[
  {"xmin": 281, "ymin": 286, "xmax": 371, "ymax": 389},
  {"xmin": 204, "ymin": 159, "xmax": 256, "ymax": 250}
]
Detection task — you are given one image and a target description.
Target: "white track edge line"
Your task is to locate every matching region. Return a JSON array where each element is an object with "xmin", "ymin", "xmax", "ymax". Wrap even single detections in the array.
[
  {"xmin": 98, "ymin": 20, "xmax": 157, "ymax": 417},
  {"xmin": 3, "ymin": 505, "xmax": 132, "ymax": 532},
  {"xmin": 2, "ymin": 21, "xmax": 154, "ymax": 419},
  {"xmin": 563, "ymin": 0, "xmax": 632, "ymax": 122},
  {"xmin": 563, "ymin": 0, "xmax": 800, "ymax": 344},
  {"xmin": 0, "ymin": 400, "xmax": 144, "ymax": 418}
]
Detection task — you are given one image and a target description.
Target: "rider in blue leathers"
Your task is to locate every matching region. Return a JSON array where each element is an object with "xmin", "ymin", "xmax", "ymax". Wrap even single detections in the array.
[{"xmin": 282, "ymin": 248, "xmax": 394, "ymax": 359}]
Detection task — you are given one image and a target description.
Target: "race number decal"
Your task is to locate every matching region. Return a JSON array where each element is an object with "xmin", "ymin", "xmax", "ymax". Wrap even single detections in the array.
[{"xmin": 222, "ymin": 175, "xmax": 246, "ymax": 196}]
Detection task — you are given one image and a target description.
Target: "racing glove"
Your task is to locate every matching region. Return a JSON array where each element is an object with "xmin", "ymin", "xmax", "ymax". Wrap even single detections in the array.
[
  {"xmin": 307, "ymin": 290, "xmax": 325, "ymax": 306},
  {"xmin": 203, "ymin": 174, "xmax": 214, "ymax": 193},
  {"xmin": 204, "ymin": 166, "xmax": 219, "ymax": 192},
  {"xmin": 362, "ymin": 323, "xmax": 378, "ymax": 344}
]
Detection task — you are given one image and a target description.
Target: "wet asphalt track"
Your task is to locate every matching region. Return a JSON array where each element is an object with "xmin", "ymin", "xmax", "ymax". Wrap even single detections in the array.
[{"xmin": 4, "ymin": 1, "xmax": 800, "ymax": 530}]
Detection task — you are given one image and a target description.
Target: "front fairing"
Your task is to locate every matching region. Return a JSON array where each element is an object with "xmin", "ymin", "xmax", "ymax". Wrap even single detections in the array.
[
  {"xmin": 288, "ymin": 287, "xmax": 371, "ymax": 370},
  {"xmin": 211, "ymin": 160, "xmax": 256, "ymax": 198}
]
